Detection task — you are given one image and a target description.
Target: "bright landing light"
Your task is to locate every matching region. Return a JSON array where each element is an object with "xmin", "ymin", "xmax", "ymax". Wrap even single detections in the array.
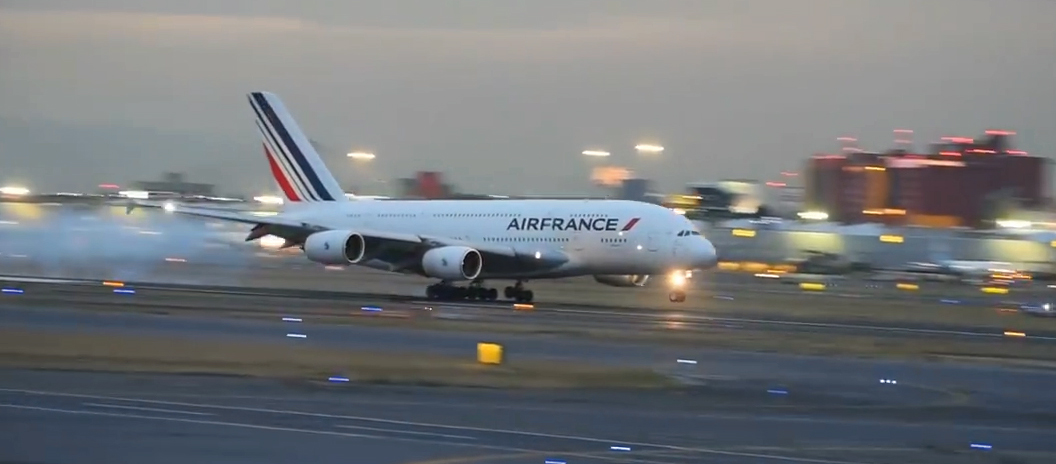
[
  {"xmin": 162, "ymin": 201, "xmax": 176, "ymax": 212},
  {"xmin": 347, "ymin": 152, "xmax": 376, "ymax": 160},
  {"xmin": 668, "ymin": 270, "xmax": 687, "ymax": 287}
]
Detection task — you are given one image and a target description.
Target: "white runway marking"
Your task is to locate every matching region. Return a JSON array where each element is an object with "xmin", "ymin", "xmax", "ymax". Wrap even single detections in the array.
[
  {"xmin": 0, "ymin": 388, "xmax": 877, "ymax": 464},
  {"xmin": 335, "ymin": 424, "xmax": 477, "ymax": 440},
  {"xmin": 82, "ymin": 402, "xmax": 215, "ymax": 416}
]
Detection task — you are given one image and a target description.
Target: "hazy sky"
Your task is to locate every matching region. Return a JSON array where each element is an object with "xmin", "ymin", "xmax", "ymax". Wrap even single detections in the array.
[{"xmin": 2, "ymin": 0, "xmax": 1054, "ymax": 196}]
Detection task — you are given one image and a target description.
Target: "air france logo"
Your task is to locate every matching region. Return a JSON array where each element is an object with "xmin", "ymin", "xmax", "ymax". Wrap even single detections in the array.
[
  {"xmin": 506, "ymin": 217, "xmax": 641, "ymax": 232},
  {"xmin": 324, "ymin": 242, "xmax": 330, "ymax": 250}
]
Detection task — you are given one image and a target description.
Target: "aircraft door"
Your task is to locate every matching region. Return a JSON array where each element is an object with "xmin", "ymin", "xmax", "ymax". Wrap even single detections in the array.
[
  {"xmin": 673, "ymin": 235, "xmax": 686, "ymax": 258},
  {"xmin": 646, "ymin": 233, "xmax": 660, "ymax": 252}
]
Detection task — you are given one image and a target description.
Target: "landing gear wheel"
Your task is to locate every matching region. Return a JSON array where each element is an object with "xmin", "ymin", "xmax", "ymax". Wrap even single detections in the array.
[
  {"xmin": 515, "ymin": 290, "xmax": 534, "ymax": 303},
  {"xmin": 428, "ymin": 282, "xmax": 502, "ymax": 302},
  {"xmin": 503, "ymin": 286, "xmax": 515, "ymax": 299},
  {"xmin": 668, "ymin": 290, "xmax": 686, "ymax": 303}
]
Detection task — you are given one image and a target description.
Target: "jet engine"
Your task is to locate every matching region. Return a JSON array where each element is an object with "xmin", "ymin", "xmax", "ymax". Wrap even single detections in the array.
[
  {"xmin": 303, "ymin": 230, "xmax": 365, "ymax": 265},
  {"xmin": 593, "ymin": 275, "xmax": 650, "ymax": 287},
  {"xmin": 421, "ymin": 246, "xmax": 483, "ymax": 281}
]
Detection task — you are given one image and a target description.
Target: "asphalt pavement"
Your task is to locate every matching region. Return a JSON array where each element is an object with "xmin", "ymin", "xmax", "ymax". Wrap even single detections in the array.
[
  {"xmin": 2, "ymin": 370, "xmax": 1055, "ymax": 464},
  {"xmin": 3, "ymin": 302, "xmax": 1056, "ymax": 405}
]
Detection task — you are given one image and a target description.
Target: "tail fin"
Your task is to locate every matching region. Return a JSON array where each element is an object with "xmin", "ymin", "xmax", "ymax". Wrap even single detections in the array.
[{"xmin": 247, "ymin": 91, "xmax": 347, "ymax": 203}]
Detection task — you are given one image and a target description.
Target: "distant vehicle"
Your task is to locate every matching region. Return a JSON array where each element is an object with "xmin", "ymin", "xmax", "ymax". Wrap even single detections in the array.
[{"xmin": 127, "ymin": 91, "xmax": 718, "ymax": 303}]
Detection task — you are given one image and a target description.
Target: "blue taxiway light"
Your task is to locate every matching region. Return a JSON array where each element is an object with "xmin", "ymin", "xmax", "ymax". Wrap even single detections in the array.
[
  {"xmin": 286, "ymin": 333, "xmax": 307, "ymax": 339},
  {"xmin": 361, "ymin": 306, "xmax": 383, "ymax": 312},
  {"xmin": 113, "ymin": 289, "xmax": 136, "ymax": 295},
  {"xmin": 767, "ymin": 389, "xmax": 788, "ymax": 395},
  {"xmin": 2, "ymin": 288, "xmax": 24, "ymax": 294},
  {"xmin": 282, "ymin": 317, "xmax": 302, "ymax": 322},
  {"xmin": 328, "ymin": 376, "xmax": 350, "ymax": 382},
  {"xmin": 970, "ymin": 443, "xmax": 992, "ymax": 450},
  {"xmin": 610, "ymin": 446, "xmax": 631, "ymax": 451}
]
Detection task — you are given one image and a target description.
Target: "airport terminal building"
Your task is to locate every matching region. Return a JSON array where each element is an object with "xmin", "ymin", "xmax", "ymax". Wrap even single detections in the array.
[{"xmin": 804, "ymin": 131, "xmax": 1048, "ymax": 228}]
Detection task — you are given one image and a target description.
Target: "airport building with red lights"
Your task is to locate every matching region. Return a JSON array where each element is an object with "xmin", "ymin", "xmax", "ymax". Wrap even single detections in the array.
[{"xmin": 804, "ymin": 131, "xmax": 1048, "ymax": 228}]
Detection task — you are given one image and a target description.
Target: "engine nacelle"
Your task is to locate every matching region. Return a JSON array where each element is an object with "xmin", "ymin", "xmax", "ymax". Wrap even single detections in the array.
[
  {"xmin": 303, "ymin": 230, "xmax": 365, "ymax": 265},
  {"xmin": 421, "ymin": 246, "xmax": 483, "ymax": 281},
  {"xmin": 593, "ymin": 275, "xmax": 650, "ymax": 287}
]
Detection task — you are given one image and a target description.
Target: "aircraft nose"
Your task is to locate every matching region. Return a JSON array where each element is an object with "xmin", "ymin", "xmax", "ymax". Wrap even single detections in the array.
[{"xmin": 694, "ymin": 237, "xmax": 718, "ymax": 269}]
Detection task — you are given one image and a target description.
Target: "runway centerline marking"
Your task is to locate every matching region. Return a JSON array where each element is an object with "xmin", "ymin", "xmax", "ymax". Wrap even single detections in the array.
[
  {"xmin": 82, "ymin": 402, "xmax": 215, "ymax": 416},
  {"xmin": 0, "ymin": 389, "xmax": 879, "ymax": 464},
  {"xmin": 335, "ymin": 424, "xmax": 477, "ymax": 440}
]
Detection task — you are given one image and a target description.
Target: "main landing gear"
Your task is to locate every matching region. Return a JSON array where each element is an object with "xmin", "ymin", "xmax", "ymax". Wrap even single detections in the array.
[
  {"xmin": 503, "ymin": 281, "xmax": 534, "ymax": 303},
  {"xmin": 426, "ymin": 282, "xmax": 498, "ymax": 301},
  {"xmin": 425, "ymin": 280, "xmax": 534, "ymax": 303}
]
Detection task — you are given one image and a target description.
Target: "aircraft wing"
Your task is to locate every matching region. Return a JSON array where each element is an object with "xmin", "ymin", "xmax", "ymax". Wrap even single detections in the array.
[{"xmin": 124, "ymin": 199, "xmax": 568, "ymax": 272}]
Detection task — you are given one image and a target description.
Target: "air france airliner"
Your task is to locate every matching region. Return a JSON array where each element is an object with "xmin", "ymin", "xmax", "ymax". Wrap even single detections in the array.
[{"xmin": 129, "ymin": 91, "xmax": 718, "ymax": 303}]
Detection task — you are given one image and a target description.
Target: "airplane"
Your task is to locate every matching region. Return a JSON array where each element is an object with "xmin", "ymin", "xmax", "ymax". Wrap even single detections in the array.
[
  {"xmin": 902, "ymin": 240, "xmax": 1016, "ymax": 281},
  {"xmin": 126, "ymin": 91, "xmax": 718, "ymax": 303}
]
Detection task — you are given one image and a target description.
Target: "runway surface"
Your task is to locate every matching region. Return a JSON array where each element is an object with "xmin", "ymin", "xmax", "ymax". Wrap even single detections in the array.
[
  {"xmin": 4, "ymin": 273, "xmax": 1056, "ymax": 344},
  {"xmin": 4, "ymin": 207, "xmax": 1056, "ymax": 462},
  {"xmin": 4, "ymin": 301, "xmax": 1056, "ymax": 398},
  {"xmin": 2, "ymin": 370, "xmax": 1055, "ymax": 464}
]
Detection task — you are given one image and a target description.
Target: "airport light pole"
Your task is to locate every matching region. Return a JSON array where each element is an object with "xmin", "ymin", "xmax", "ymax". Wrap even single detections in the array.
[
  {"xmin": 634, "ymin": 143, "xmax": 664, "ymax": 193},
  {"xmin": 347, "ymin": 151, "xmax": 388, "ymax": 195},
  {"xmin": 581, "ymin": 150, "xmax": 612, "ymax": 196},
  {"xmin": 347, "ymin": 152, "xmax": 376, "ymax": 161}
]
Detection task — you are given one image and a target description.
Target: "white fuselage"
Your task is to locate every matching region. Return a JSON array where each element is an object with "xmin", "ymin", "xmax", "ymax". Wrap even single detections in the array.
[{"xmin": 280, "ymin": 198, "xmax": 716, "ymax": 278}]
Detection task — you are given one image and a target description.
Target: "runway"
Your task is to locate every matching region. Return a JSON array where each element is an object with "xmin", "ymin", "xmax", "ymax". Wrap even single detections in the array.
[
  {"xmin": 4, "ymin": 298, "xmax": 1056, "ymax": 398},
  {"xmin": 4, "ymin": 273, "xmax": 1056, "ymax": 344},
  {"xmin": 2, "ymin": 370, "xmax": 1055, "ymax": 464},
  {"xmin": 3, "ymin": 208, "xmax": 1056, "ymax": 462}
]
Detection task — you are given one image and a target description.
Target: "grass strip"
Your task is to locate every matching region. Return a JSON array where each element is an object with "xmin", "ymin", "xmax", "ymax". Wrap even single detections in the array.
[{"xmin": 0, "ymin": 329, "xmax": 676, "ymax": 389}]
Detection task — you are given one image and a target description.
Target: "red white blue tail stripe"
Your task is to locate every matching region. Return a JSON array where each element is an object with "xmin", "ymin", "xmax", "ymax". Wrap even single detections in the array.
[{"xmin": 248, "ymin": 92, "xmax": 347, "ymax": 203}]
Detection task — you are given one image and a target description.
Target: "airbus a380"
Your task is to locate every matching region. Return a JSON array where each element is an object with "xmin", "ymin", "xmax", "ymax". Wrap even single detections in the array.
[{"xmin": 129, "ymin": 91, "xmax": 718, "ymax": 303}]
